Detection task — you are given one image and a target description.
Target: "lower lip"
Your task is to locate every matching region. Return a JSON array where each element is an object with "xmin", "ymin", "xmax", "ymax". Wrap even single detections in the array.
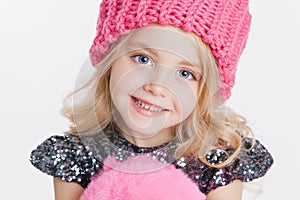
[{"xmin": 130, "ymin": 96, "xmax": 166, "ymax": 117}]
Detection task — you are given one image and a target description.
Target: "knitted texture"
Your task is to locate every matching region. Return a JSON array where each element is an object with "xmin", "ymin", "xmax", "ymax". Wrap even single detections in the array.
[{"xmin": 89, "ymin": 0, "xmax": 252, "ymax": 99}]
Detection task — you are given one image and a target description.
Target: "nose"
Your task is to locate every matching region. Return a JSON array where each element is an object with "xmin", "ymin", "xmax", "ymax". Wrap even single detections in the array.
[
  {"xmin": 142, "ymin": 64, "xmax": 173, "ymax": 98},
  {"xmin": 143, "ymin": 82, "xmax": 169, "ymax": 98}
]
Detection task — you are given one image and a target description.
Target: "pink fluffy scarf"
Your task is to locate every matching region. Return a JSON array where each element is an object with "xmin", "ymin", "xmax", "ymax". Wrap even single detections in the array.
[{"xmin": 80, "ymin": 155, "xmax": 206, "ymax": 200}]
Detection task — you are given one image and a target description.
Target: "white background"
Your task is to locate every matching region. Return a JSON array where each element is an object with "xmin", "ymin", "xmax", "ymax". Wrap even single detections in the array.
[{"xmin": 1, "ymin": 0, "xmax": 299, "ymax": 199}]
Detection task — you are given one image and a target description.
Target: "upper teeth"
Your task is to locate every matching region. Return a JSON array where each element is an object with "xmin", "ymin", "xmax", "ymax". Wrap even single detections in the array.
[{"xmin": 134, "ymin": 98, "xmax": 164, "ymax": 112}]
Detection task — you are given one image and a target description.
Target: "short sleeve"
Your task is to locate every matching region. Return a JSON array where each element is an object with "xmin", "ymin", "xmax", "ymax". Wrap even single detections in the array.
[
  {"xmin": 29, "ymin": 134, "xmax": 103, "ymax": 188},
  {"xmin": 205, "ymin": 138, "xmax": 274, "ymax": 193}
]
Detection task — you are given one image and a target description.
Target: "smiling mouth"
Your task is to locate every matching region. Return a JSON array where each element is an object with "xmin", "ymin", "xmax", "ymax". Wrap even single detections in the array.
[{"xmin": 131, "ymin": 96, "xmax": 168, "ymax": 112}]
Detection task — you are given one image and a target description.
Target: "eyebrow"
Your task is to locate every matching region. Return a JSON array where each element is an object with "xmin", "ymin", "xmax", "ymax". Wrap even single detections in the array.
[
  {"xmin": 179, "ymin": 60, "xmax": 199, "ymax": 69},
  {"xmin": 126, "ymin": 42, "xmax": 159, "ymax": 57}
]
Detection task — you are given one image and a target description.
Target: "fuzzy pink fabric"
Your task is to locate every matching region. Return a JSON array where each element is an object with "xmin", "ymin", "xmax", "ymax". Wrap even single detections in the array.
[
  {"xmin": 80, "ymin": 156, "xmax": 206, "ymax": 200},
  {"xmin": 89, "ymin": 0, "xmax": 252, "ymax": 99}
]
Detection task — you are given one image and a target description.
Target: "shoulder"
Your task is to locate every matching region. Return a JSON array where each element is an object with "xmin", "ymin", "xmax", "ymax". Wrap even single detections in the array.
[
  {"xmin": 175, "ymin": 138, "xmax": 274, "ymax": 195},
  {"xmin": 30, "ymin": 134, "xmax": 102, "ymax": 188}
]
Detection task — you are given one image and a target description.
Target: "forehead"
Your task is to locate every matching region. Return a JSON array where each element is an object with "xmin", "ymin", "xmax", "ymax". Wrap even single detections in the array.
[{"xmin": 123, "ymin": 25, "xmax": 200, "ymax": 65}]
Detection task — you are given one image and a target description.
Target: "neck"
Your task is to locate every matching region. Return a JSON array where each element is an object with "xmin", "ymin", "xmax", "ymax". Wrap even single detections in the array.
[{"xmin": 118, "ymin": 127, "xmax": 175, "ymax": 147}]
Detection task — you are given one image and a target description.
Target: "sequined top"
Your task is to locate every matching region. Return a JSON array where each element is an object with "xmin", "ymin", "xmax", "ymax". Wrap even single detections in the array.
[{"xmin": 30, "ymin": 124, "xmax": 273, "ymax": 195}]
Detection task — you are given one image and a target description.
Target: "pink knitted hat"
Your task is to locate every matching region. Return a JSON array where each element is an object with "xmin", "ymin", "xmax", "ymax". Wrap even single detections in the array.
[{"xmin": 89, "ymin": 0, "xmax": 251, "ymax": 99}]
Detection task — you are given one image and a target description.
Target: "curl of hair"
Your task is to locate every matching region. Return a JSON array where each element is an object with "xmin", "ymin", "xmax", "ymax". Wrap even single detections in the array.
[{"xmin": 60, "ymin": 29, "xmax": 254, "ymax": 168}]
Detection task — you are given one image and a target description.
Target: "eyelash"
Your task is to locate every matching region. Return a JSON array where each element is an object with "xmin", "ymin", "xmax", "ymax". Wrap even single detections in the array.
[
  {"xmin": 176, "ymin": 69, "xmax": 198, "ymax": 81},
  {"xmin": 129, "ymin": 52, "xmax": 198, "ymax": 81},
  {"xmin": 130, "ymin": 52, "xmax": 153, "ymax": 66}
]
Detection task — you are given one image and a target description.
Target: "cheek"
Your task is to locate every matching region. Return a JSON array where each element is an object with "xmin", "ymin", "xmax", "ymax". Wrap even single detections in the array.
[
  {"xmin": 110, "ymin": 59, "xmax": 137, "ymax": 97},
  {"xmin": 170, "ymin": 83, "xmax": 198, "ymax": 122},
  {"xmin": 110, "ymin": 69, "xmax": 142, "ymax": 100},
  {"xmin": 178, "ymin": 94, "xmax": 197, "ymax": 118},
  {"xmin": 181, "ymin": 83, "xmax": 198, "ymax": 113},
  {"xmin": 110, "ymin": 61, "xmax": 126, "ymax": 93},
  {"xmin": 172, "ymin": 80, "xmax": 198, "ymax": 109},
  {"xmin": 166, "ymin": 95, "xmax": 196, "ymax": 127}
]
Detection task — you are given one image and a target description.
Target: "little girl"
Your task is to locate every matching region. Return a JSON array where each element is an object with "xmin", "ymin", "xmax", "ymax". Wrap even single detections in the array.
[{"xmin": 30, "ymin": 0, "xmax": 273, "ymax": 199}]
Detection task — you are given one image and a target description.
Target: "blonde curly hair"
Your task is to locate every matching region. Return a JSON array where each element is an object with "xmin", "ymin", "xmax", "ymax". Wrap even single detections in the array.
[{"xmin": 61, "ymin": 29, "xmax": 253, "ymax": 168}]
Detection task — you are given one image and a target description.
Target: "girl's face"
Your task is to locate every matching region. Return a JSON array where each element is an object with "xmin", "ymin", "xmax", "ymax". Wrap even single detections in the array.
[{"xmin": 109, "ymin": 25, "xmax": 202, "ymax": 146}]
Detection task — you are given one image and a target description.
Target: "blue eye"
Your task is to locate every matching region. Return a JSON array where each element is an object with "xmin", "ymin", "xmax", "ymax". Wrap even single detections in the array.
[
  {"xmin": 131, "ymin": 54, "xmax": 153, "ymax": 66},
  {"xmin": 176, "ymin": 70, "xmax": 196, "ymax": 80}
]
